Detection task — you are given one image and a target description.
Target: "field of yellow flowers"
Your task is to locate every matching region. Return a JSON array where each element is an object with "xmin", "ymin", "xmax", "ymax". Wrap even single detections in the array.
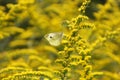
[{"xmin": 0, "ymin": 0, "xmax": 120, "ymax": 80}]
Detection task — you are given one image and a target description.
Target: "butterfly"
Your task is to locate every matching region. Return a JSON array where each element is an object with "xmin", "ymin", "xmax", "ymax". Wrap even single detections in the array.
[{"xmin": 44, "ymin": 32, "xmax": 63, "ymax": 46}]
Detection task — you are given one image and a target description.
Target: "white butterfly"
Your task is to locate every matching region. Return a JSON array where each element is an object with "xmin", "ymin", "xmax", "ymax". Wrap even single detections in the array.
[{"xmin": 44, "ymin": 32, "xmax": 63, "ymax": 46}]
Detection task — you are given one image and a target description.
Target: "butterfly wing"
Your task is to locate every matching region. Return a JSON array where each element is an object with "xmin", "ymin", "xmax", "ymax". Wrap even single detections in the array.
[{"xmin": 44, "ymin": 32, "xmax": 63, "ymax": 46}]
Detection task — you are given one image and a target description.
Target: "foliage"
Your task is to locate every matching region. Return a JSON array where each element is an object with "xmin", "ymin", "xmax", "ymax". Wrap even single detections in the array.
[{"xmin": 0, "ymin": 0, "xmax": 120, "ymax": 80}]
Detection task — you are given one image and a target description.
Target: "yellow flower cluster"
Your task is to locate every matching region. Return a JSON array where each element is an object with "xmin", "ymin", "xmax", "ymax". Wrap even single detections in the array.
[{"xmin": 0, "ymin": 0, "xmax": 120, "ymax": 80}]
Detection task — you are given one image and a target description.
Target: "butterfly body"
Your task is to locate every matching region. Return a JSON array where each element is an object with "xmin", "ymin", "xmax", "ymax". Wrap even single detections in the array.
[{"xmin": 44, "ymin": 32, "xmax": 63, "ymax": 46}]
